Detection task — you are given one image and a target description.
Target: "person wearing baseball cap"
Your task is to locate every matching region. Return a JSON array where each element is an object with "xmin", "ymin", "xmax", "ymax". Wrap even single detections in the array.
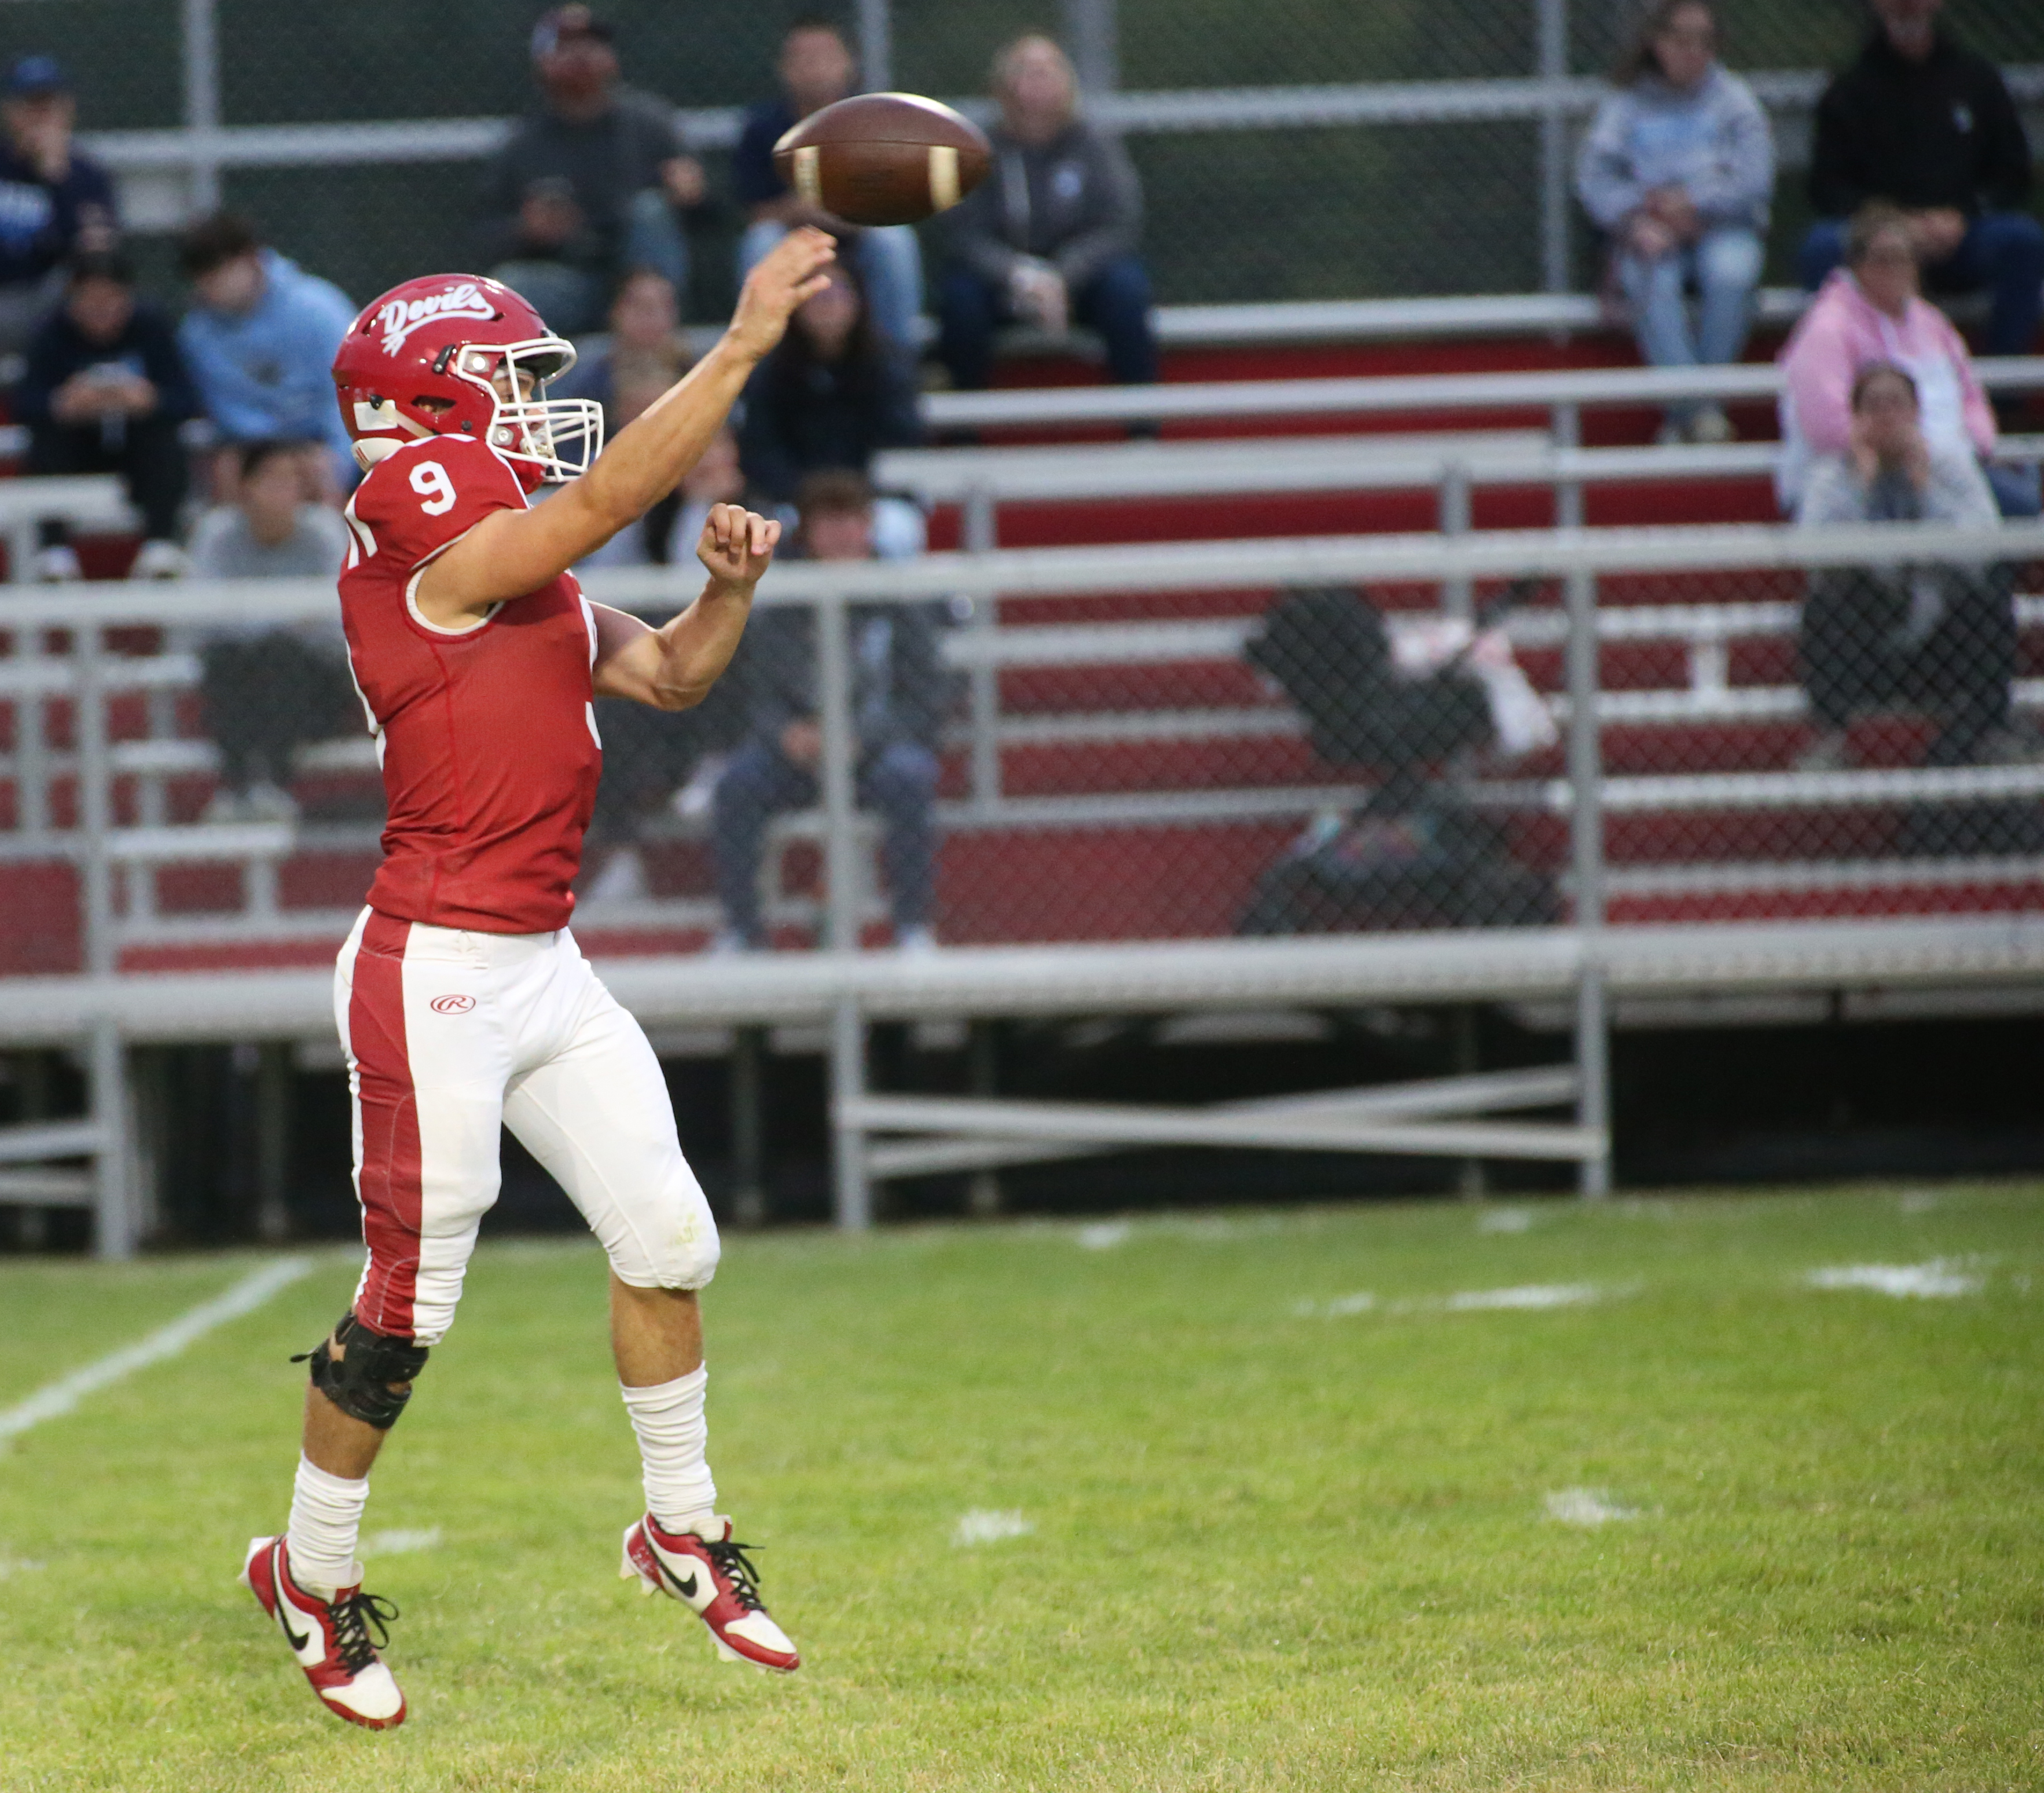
[
  {"xmin": 476, "ymin": 7, "xmax": 706, "ymax": 336},
  {"xmin": 0, "ymin": 52, "xmax": 119, "ymax": 355}
]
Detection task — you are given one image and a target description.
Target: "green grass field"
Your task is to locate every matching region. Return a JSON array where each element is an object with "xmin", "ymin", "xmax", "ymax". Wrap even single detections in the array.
[{"xmin": 2, "ymin": 1184, "xmax": 2041, "ymax": 1791}]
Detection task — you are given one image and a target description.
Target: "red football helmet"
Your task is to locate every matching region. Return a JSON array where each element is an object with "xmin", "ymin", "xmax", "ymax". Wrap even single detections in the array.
[{"xmin": 331, "ymin": 274, "xmax": 603, "ymax": 487}]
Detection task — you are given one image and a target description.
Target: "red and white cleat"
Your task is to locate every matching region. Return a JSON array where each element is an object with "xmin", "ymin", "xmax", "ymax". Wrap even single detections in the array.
[
  {"xmin": 240, "ymin": 1535, "xmax": 407, "ymax": 1729},
  {"xmin": 620, "ymin": 1514, "xmax": 800, "ymax": 1672}
]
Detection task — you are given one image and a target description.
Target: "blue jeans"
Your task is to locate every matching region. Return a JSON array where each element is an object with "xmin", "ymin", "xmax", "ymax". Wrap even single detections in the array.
[
  {"xmin": 711, "ymin": 734, "xmax": 940, "ymax": 943},
  {"xmin": 1800, "ymin": 211, "xmax": 2044, "ymax": 357},
  {"xmin": 1617, "ymin": 227, "xmax": 1762, "ymax": 419},
  {"xmin": 493, "ymin": 189, "xmax": 692, "ymax": 336},
  {"xmin": 937, "ymin": 252, "xmax": 1160, "ymax": 390},
  {"xmin": 1986, "ymin": 460, "xmax": 2043, "ymax": 519},
  {"xmin": 739, "ymin": 218, "xmax": 924, "ymax": 353}
]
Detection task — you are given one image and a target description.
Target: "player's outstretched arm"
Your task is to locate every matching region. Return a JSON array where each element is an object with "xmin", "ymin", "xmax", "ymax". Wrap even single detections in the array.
[
  {"xmin": 413, "ymin": 229, "xmax": 835, "ymax": 629},
  {"xmin": 589, "ymin": 504, "xmax": 779, "ymax": 711}
]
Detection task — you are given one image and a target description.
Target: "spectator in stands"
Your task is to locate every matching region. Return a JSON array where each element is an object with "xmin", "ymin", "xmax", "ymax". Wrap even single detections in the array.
[
  {"xmin": 1794, "ymin": 361, "xmax": 2029, "ymax": 771},
  {"xmin": 556, "ymin": 267, "xmax": 694, "ymax": 565},
  {"xmin": 711, "ymin": 471, "xmax": 946, "ymax": 952},
  {"xmin": 937, "ymin": 34, "xmax": 1158, "ymax": 393},
  {"xmin": 1778, "ymin": 202, "xmax": 2037, "ymax": 520},
  {"xmin": 1801, "ymin": 0, "xmax": 2041, "ymax": 364},
  {"xmin": 731, "ymin": 19, "xmax": 924, "ymax": 353},
  {"xmin": 0, "ymin": 55, "xmax": 116, "ymax": 357},
  {"xmin": 478, "ymin": 5, "xmax": 705, "ymax": 337},
  {"xmin": 188, "ymin": 439, "xmax": 355, "ymax": 822},
  {"xmin": 16, "ymin": 252, "xmax": 195, "ymax": 581},
  {"xmin": 177, "ymin": 212, "xmax": 357, "ymax": 502},
  {"xmin": 581, "ymin": 424, "xmax": 752, "ymax": 905},
  {"xmin": 737, "ymin": 258, "xmax": 926, "ymax": 557},
  {"xmin": 1575, "ymin": 0, "xmax": 1773, "ymax": 445}
]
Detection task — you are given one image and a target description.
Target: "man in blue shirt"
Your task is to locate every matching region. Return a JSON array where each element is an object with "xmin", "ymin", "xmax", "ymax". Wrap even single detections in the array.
[
  {"xmin": 731, "ymin": 19, "xmax": 923, "ymax": 353},
  {"xmin": 0, "ymin": 54, "xmax": 118, "ymax": 356},
  {"xmin": 177, "ymin": 212, "xmax": 357, "ymax": 500}
]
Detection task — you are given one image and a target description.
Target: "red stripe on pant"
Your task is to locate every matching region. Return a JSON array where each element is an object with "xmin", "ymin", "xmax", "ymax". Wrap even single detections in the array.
[{"xmin": 350, "ymin": 910, "xmax": 423, "ymax": 1337}]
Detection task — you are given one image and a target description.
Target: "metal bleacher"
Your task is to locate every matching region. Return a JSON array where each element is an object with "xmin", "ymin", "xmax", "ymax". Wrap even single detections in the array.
[{"xmin": 5, "ymin": 330, "xmax": 2044, "ymax": 1251}]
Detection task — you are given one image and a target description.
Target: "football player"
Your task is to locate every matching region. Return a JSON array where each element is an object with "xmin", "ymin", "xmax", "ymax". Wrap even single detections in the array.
[{"xmin": 240, "ymin": 228, "xmax": 836, "ymax": 1728}]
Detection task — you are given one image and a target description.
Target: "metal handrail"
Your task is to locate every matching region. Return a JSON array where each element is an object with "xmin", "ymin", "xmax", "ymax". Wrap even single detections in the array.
[
  {"xmin": 922, "ymin": 356, "xmax": 2044, "ymax": 431},
  {"xmin": 1, "ymin": 518, "xmax": 2037, "ymax": 629}
]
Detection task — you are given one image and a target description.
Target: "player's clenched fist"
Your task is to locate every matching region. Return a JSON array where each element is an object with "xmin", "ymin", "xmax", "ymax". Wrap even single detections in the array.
[{"xmin": 698, "ymin": 503, "xmax": 781, "ymax": 591}]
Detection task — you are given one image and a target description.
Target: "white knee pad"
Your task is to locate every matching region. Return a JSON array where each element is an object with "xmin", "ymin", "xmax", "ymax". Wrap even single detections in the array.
[
  {"xmin": 610, "ymin": 1182, "xmax": 721, "ymax": 1292},
  {"xmin": 651, "ymin": 1223, "xmax": 722, "ymax": 1292}
]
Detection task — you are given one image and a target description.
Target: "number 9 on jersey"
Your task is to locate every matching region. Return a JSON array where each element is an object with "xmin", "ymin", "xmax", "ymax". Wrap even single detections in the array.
[{"xmin": 410, "ymin": 460, "xmax": 457, "ymax": 516}]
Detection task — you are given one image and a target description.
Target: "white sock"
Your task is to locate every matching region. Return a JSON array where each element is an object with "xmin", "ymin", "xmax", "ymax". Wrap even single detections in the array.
[
  {"xmin": 621, "ymin": 1366, "xmax": 718, "ymax": 1533},
  {"xmin": 287, "ymin": 1456, "xmax": 368, "ymax": 1597}
]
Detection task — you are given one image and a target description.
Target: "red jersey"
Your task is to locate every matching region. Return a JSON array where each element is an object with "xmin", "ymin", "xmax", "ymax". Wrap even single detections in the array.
[{"xmin": 339, "ymin": 433, "xmax": 601, "ymax": 934}]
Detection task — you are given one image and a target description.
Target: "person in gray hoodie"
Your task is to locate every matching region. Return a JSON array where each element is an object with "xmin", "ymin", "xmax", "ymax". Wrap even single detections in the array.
[
  {"xmin": 937, "ymin": 34, "xmax": 1157, "ymax": 391},
  {"xmin": 1575, "ymin": 0, "xmax": 1774, "ymax": 443}
]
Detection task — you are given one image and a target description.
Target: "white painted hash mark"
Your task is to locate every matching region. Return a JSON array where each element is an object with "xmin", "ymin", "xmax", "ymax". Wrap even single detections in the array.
[
  {"xmin": 1293, "ymin": 1292, "xmax": 1375, "ymax": 1318},
  {"xmin": 1806, "ymin": 1260, "xmax": 1981, "ymax": 1299},
  {"xmin": 953, "ymin": 1509, "xmax": 1033, "ymax": 1546},
  {"xmin": 0, "ymin": 1556, "xmax": 47, "ymax": 1579},
  {"xmin": 0, "ymin": 1256, "xmax": 313, "ymax": 1446},
  {"xmin": 1545, "ymin": 1487, "xmax": 1639, "ymax": 1526},
  {"xmin": 364, "ymin": 1527, "xmax": 442, "ymax": 1556},
  {"xmin": 1445, "ymin": 1282, "xmax": 1602, "ymax": 1311},
  {"xmin": 1478, "ymin": 1207, "xmax": 1535, "ymax": 1233},
  {"xmin": 1076, "ymin": 1222, "xmax": 1131, "ymax": 1251}
]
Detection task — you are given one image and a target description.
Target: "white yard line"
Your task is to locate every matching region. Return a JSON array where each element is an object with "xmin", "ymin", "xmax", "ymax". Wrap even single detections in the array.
[{"xmin": 0, "ymin": 1256, "xmax": 313, "ymax": 1446}]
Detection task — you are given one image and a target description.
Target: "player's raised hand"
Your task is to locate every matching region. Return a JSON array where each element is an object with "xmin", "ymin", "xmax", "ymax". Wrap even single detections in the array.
[
  {"xmin": 728, "ymin": 226, "xmax": 837, "ymax": 362},
  {"xmin": 698, "ymin": 503, "xmax": 781, "ymax": 592}
]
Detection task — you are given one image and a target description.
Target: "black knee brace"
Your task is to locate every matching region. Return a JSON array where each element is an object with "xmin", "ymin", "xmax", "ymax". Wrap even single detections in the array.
[{"xmin": 293, "ymin": 1311, "xmax": 430, "ymax": 1430}]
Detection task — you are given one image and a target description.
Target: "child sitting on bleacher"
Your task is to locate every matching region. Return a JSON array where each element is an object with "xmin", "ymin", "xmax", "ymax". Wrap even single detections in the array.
[{"xmin": 188, "ymin": 438, "xmax": 354, "ymax": 823}]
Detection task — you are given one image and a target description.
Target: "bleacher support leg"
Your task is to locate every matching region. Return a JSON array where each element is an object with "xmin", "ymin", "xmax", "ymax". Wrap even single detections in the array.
[
  {"xmin": 1438, "ymin": 463, "xmax": 1473, "ymax": 623},
  {"xmin": 964, "ymin": 485, "xmax": 1002, "ymax": 813},
  {"xmin": 1536, "ymin": 0, "xmax": 1571, "ymax": 295},
  {"xmin": 90, "ymin": 1018, "xmax": 135, "ymax": 1260},
  {"xmin": 730, "ymin": 1026, "xmax": 767, "ymax": 1228},
  {"xmin": 967, "ymin": 1020, "xmax": 1002, "ymax": 1217},
  {"xmin": 1452, "ymin": 1006, "xmax": 1486, "ymax": 1199},
  {"xmin": 255, "ymin": 1042, "xmax": 291, "ymax": 1243},
  {"xmin": 1573, "ymin": 969, "xmax": 1611, "ymax": 1198},
  {"xmin": 1564, "ymin": 562, "xmax": 1613, "ymax": 1197},
  {"xmin": 830, "ymin": 997, "xmax": 872, "ymax": 1231},
  {"xmin": 816, "ymin": 593, "xmax": 861, "ymax": 954}
]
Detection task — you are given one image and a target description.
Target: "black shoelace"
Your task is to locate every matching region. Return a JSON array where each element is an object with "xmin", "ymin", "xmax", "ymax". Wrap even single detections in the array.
[
  {"xmin": 332, "ymin": 1590, "xmax": 399, "ymax": 1674},
  {"xmin": 703, "ymin": 1539, "xmax": 766, "ymax": 1612}
]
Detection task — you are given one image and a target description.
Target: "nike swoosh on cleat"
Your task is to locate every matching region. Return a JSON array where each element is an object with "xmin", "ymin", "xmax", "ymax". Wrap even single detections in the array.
[
  {"xmin": 667, "ymin": 1568, "xmax": 698, "ymax": 1600},
  {"xmin": 273, "ymin": 1553, "xmax": 313, "ymax": 1652}
]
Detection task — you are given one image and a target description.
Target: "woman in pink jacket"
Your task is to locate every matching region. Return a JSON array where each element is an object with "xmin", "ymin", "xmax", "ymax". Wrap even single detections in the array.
[{"xmin": 1778, "ymin": 201, "xmax": 2036, "ymax": 518}]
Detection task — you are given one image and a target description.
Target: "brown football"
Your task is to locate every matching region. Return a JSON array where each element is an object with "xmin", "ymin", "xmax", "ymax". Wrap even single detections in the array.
[{"xmin": 772, "ymin": 92, "xmax": 992, "ymax": 228}]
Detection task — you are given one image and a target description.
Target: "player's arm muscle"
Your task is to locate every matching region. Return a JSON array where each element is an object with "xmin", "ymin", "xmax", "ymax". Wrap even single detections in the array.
[
  {"xmin": 591, "ymin": 505, "xmax": 781, "ymax": 710},
  {"xmin": 413, "ymin": 230, "xmax": 834, "ymax": 629}
]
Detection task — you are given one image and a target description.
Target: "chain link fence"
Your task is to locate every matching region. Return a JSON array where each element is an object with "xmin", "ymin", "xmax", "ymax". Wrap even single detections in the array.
[
  {"xmin": 2, "ymin": 511, "xmax": 2042, "ymax": 1241},
  {"xmin": 2, "ymin": 0, "xmax": 2036, "ymax": 314},
  {"xmin": 3, "ymin": 517, "xmax": 2040, "ymax": 981}
]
